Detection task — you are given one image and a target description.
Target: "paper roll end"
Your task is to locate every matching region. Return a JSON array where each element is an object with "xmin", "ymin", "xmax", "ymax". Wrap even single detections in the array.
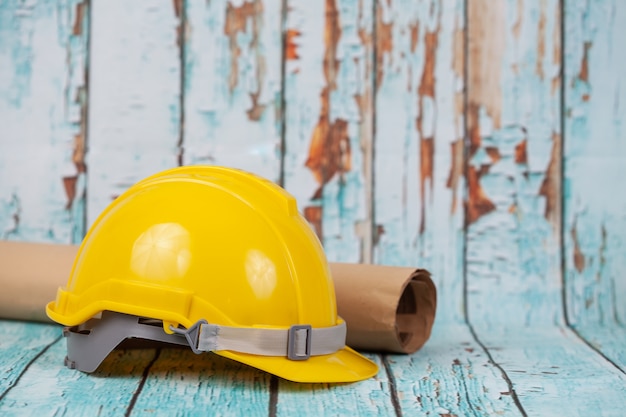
[{"xmin": 393, "ymin": 269, "xmax": 437, "ymax": 354}]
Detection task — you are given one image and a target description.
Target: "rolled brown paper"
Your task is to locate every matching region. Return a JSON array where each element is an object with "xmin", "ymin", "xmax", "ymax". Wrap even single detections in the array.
[
  {"xmin": 0, "ymin": 241, "xmax": 436, "ymax": 353},
  {"xmin": 330, "ymin": 263, "xmax": 436, "ymax": 354}
]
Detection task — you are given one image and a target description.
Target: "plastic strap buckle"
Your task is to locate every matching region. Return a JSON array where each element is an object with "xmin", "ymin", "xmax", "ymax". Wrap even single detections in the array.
[
  {"xmin": 170, "ymin": 319, "xmax": 208, "ymax": 354},
  {"xmin": 287, "ymin": 324, "xmax": 312, "ymax": 361}
]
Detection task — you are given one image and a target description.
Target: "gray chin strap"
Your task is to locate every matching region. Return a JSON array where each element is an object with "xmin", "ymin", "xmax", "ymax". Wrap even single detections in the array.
[{"xmin": 63, "ymin": 311, "xmax": 347, "ymax": 373}]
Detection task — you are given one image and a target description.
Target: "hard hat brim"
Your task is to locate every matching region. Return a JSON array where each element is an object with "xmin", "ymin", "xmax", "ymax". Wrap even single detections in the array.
[{"xmin": 217, "ymin": 346, "xmax": 379, "ymax": 383}]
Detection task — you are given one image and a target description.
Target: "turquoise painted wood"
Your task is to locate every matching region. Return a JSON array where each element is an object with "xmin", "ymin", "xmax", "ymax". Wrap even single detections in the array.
[
  {"xmin": 465, "ymin": 2, "xmax": 626, "ymax": 416},
  {"xmin": 129, "ymin": 349, "xmax": 272, "ymax": 416},
  {"xmin": 388, "ymin": 324, "xmax": 521, "ymax": 416},
  {"xmin": 0, "ymin": 334, "xmax": 160, "ymax": 416},
  {"xmin": 373, "ymin": 0, "xmax": 466, "ymax": 324},
  {"xmin": 183, "ymin": 0, "xmax": 283, "ymax": 183},
  {"xmin": 1, "ymin": 0, "xmax": 626, "ymax": 415},
  {"xmin": 275, "ymin": 354, "xmax": 396, "ymax": 416},
  {"xmin": 86, "ymin": 0, "xmax": 182, "ymax": 226},
  {"xmin": 563, "ymin": 0, "xmax": 626, "ymax": 370},
  {"xmin": 0, "ymin": 0, "xmax": 88, "ymax": 243},
  {"xmin": 0, "ymin": 322, "xmax": 59, "ymax": 395},
  {"xmin": 282, "ymin": 0, "xmax": 373, "ymax": 263}
]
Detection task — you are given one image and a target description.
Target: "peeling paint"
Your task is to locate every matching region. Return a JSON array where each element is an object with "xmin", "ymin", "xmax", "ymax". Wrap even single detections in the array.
[
  {"xmin": 467, "ymin": 0, "xmax": 505, "ymax": 130},
  {"xmin": 539, "ymin": 132, "xmax": 561, "ymax": 225},
  {"xmin": 446, "ymin": 139, "xmax": 464, "ymax": 214},
  {"xmin": 305, "ymin": 116, "xmax": 351, "ymax": 197},
  {"xmin": 578, "ymin": 41, "xmax": 591, "ymax": 83},
  {"xmin": 285, "ymin": 29, "xmax": 301, "ymax": 61},
  {"xmin": 303, "ymin": 0, "xmax": 346, "ymax": 230},
  {"xmin": 551, "ymin": 0, "xmax": 560, "ymax": 95},
  {"xmin": 375, "ymin": 4, "xmax": 392, "ymax": 90},
  {"xmin": 224, "ymin": 0, "xmax": 267, "ymax": 120},
  {"xmin": 514, "ymin": 139, "xmax": 528, "ymax": 164},
  {"xmin": 73, "ymin": 1, "xmax": 86, "ymax": 36},
  {"xmin": 417, "ymin": 19, "xmax": 440, "ymax": 235},
  {"xmin": 173, "ymin": 0, "xmax": 184, "ymax": 48},
  {"xmin": 465, "ymin": 103, "xmax": 495, "ymax": 224},
  {"xmin": 536, "ymin": 0, "xmax": 546, "ymax": 79},
  {"xmin": 466, "ymin": 166, "xmax": 496, "ymax": 224}
]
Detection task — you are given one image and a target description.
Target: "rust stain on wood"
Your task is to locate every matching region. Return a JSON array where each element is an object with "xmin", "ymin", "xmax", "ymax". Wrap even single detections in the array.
[
  {"xmin": 539, "ymin": 132, "xmax": 561, "ymax": 226},
  {"xmin": 306, "ymin": 116, "xmax": 350, "ymax": 194},
  {"xmin": 304, "ymin": 0, "xmax": 351, "ymax": 233},
  {"xmin": 468, "ymin": 0, "xmax": 505, "ymax": 130},
  {"xmin": 224, "ymin": 0, "xmax": 267, "ymax": 120},
  {"xmin": 303, "ymin": 206, "xmax": 323, "ymax": 239},
  {"xmin": 64, "ymin": 4, "xmax": 89, "ymax": 211},
  {"xmin": 551, "ymin": 0, "xmax": 561, "ymax": 95},
  {"xmin": 446, "ymin": 139, "xmax": 464, "ymax": 215},
  {"xmin": 448, "ymin": 20, "xmax": 464, "ymax": 217},
  {"xmin": 416, "ymin": 18, "xmax": 439, "ymax": 234},
  {"xmin": 419, "ymin": 137, "xmax": 434, "ymax": 233},
  {"xmin": 417, "ymin": 30, "xmax": 437, "ymax": 98},
  {"xmin": 376, "ymin": 3, "xmax": 393, "ymax": 90},
  {"xmin": 173, "ymin": 0, "xmax": 184, "ymax": 49},
  {"xmin": 467, "ymin": 102, "xmax": 482, "ymax": 164},
  {"xmin": 571, "ymin": 222, "xmax": 585, "ymax": 273},
  {"xmin": 73, "ymin": 1, "xmax": 86, "ymax": 35},
  {"xmin": 578, "ymin": 41, "xmax": 591, "ymax": 83},
  {"xmin": 466, "ymin": 165, "xmax": 496, "ymax": 224},
  {"xmin": 485, "ymin": 146, "xmax": 502, "ymax": 164},
  {"xmin": 410, "ymin": 22, "xmax": 419, "ymax": 53},
  {"xmin": 536, "ymin": 0, "xmax": 546, "ymax": 79},
  {"xmin": 285, "ymin": 29, "xmax": 301, "ymax": 61},
  {"xmin": 465, "ymin": 0, "xmax": 504, "ymax": 224},
  {"xmin": 514, "ymin": 139, "xmax": 528, "ymax": 164}
]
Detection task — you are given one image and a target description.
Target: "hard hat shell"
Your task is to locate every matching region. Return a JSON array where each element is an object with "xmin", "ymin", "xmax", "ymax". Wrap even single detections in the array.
[{"xmin": 46, "ymin": 166, "xmax": 378, "ymax": 383}]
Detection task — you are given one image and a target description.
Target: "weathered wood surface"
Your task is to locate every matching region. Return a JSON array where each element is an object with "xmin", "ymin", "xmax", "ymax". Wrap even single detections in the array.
[
  {"xmin": 563, "ymin": 0, "xmax": 626, "ymax": 370},
  {"xmin": 1, "ymin": 0, "xmax": 626, "ymax": 415},
  {"xmin": 0, "ymin": 0, "xmax": 88, "ymax": 243},
  {"xmin": 374, "ymin": 0, "xmax": 465, "ymax": 324},
  {"xmin": 0, "ymin": 321, "xmax": 523, "ymax": 416},
  {"xmin": 183, "ymin": 0, "xmax": 283, "ymax": 183},
  {"xmin": 86, "ymin": 0, "xmax": 182, "ymax": 226},
  {"xmin": 465, "ymin": 1, "xmax": 626, "ymax": 416},
  {"xmin": 282, "ymin": 0, "xmax": 373, "ymax": 263}
]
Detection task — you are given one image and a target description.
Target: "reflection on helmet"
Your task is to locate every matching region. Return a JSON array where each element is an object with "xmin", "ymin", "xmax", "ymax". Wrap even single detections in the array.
[
  {"xmin": 46, "ymin": 165, "xmax": 378, "ymax": 383},
  {"xmin": 131, "ymin": 223, "xmax": 192, "ymax": 280}
]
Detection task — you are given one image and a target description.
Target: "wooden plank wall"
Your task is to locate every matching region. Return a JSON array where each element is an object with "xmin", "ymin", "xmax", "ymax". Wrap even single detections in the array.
[{"xmin": 1, "ymin": 0, "xmax": 626, "ymax": 414}]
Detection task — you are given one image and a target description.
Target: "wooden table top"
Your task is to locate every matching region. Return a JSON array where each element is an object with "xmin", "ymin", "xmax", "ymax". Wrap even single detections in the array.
[{"xmin": 2, "ymin": 319, "xmax": 625, "ymax": 416}]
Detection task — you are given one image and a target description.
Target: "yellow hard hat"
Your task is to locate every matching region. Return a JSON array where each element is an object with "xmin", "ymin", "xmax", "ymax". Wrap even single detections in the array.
[{"xmin": 46, "ymin": 165, "xmax": 378, "ymax": 383}]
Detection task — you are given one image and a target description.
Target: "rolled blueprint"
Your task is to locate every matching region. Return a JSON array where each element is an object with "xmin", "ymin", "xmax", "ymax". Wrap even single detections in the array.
[{"xmin": 0, "ymin": 241, "xmax": 436, "ymax": 354}]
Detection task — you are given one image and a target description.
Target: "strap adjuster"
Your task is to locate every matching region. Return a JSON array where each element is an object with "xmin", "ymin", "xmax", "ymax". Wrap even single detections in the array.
[
  {"xmin": 170, "ymin": 319, "xmax": 208, "ymax": 354},
  {"xmin": 287, "ymin": 324, "xmax": 312, "ymax": 361}
]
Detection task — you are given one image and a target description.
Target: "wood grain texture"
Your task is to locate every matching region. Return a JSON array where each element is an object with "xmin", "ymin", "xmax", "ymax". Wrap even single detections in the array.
[
  {"xmin": 386, "ymin": 324, "xmax": 521, "ymax": 416},
  {"xmin": 465, "ymin": 0, "xmax": 563, "ymax": 328},
  {"xmin": 129, "ymin": 349, "xmax": 271, "ymax": 416},
  {"xmin": 464, "ymin": 1, "xmax": 626, "ymax": 414},
  {"xmin": 373, "ymin": 4, "xmax": 521, "ymax": 413},
  {"xmin": 0, "ymin": 322, "xmax": 59, "ymax": 396},
  {"xmin": 276, "ymin": 354, "xmax": 396, "ymax": 417},
  {"xmin": 282, "ymin": 0, "xmax": 373, "ymax": 263},
  {"xmin": 183, "ymin": 0, "xmax": 283, "ymax": 183},
  {"xmin": 475, "ymin": 326, "xmax": 626, "ymax": 416},
  {"xmin": 563, "ymin": 0, "xmax": 626, "ymax": 368},
  {"xmin": 0, "ymin": 335, "xmax": 160, "ymax": 416},
  {"xmin": 0, "ymin": 0, "xmax": 88, "ymax": 243},
  {"xmin": 373, "ymin": 0, "xmax": 466, "ymax": 324},
  {"xmin": 86, "ymin": 0, "xmax": 182, "ymax": 226}
]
